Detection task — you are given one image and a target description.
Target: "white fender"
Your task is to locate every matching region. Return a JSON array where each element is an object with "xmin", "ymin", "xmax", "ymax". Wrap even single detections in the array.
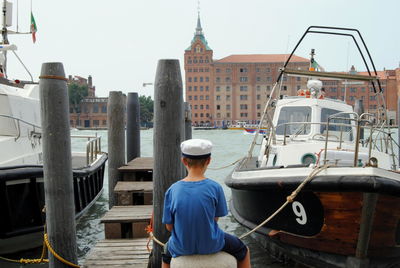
[{"xmin": 171, "ymin": 251, "xmax": 236, "ymax": 268}]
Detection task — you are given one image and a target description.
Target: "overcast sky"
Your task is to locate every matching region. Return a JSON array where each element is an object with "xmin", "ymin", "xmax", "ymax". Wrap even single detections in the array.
[{"xmin": 5, "ymin": 0, "xmax": 400, "ymax": 98}]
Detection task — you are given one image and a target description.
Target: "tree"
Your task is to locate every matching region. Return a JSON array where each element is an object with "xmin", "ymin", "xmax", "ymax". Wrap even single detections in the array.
[
  {"xmin": 68, "ymin": 83, "xmax": 88, "ymax": 113},
  {"xmin": 139, "ymin": 95, "xmax": 154, "ymax": 126}
]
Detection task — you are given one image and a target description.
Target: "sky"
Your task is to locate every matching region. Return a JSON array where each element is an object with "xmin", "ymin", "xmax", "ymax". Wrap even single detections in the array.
[{"xmin": 5, "ymin": 0, "xmax": 400, "ymax": 98}]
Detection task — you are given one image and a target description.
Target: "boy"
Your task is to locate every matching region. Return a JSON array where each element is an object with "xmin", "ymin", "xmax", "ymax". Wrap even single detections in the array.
[{"xmin": 162, "ymin": 139, "xmax": 251, "ymax": 268}]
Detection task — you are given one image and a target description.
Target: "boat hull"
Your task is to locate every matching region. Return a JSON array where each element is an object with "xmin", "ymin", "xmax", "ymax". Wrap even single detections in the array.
[
  {"xmin": 226, "ymin": 168, "xmax": 400, "ymax": 267},
  {"xmin": 0, "ymin": 154, "xmax": 108, "ymax": 254}
]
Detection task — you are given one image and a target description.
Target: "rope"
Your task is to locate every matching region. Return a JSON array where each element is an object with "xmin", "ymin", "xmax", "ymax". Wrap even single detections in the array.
[
  {"xmin": 39, "ymin": 75, "xmax": 68, "ymax": 81},
  {"xmin": 208, "ymin": 158, "xmax": 242, "ymax": 170},
  {"xmin": 44, "ymin": 233, "xmax": 80, "ymax": 268},
  {"xmin": 239, "ymin": 165, "xmax": 329, "ymax": 239}
]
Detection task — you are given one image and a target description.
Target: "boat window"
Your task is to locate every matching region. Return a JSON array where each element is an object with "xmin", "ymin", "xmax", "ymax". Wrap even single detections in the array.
[
  {"xmin": 276, "ymin": 107, "xmax": 311, "ymax": 135},
  {"xmin": 320, "ymin": 108, "xmax": 353, "ymax": 141}
]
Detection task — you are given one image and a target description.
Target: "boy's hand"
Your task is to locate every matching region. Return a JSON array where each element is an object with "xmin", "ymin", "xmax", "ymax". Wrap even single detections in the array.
[
  {"xmin": 214, "ymin": 217, "xmax": 219, "ymax": 222},
  {"xmin": 166, "ymin": 224, "xmax": 173, "ymax": 232}
]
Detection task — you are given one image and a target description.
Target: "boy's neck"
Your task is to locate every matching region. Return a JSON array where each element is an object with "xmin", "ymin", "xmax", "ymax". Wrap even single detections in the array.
[{"xmin": 182, "ymin": 167, "xmax": 207, "ymax": 182}]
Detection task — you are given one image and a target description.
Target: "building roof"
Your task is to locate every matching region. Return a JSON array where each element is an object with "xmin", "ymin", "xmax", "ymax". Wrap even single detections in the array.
[
  {"xmin": 215, "ymin": 54, "xmax": 309, "ymax": 63},
  {"xmin": 185, "ymin": 13, "xmax": 212, "ymax": 51}
]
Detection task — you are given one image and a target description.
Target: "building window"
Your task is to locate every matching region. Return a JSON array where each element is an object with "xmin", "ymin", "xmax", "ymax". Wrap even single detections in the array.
[
  {"xmin": 226, "ymin": 68, "xmax": 231, "ymax": 73},
  {"xmin": 102, "ymin": 120, "xmax": 107, "ymax": 126},
  {"xmin": 216, "ymin": 77, "xmax": 221, "ymax": 82},
  {"xmin": 282, "ymin": 76, "xmax": 287, "ymax": 82},
  {"xmin": 370, "ymin": 95, "xmax": 376, "ymax": 100},
  {"xmin": 330, "ymin": 87, "xmax": 337, "ymax": 92},
  {"xmin": 256, "ymin": 68, "xmax": 260, "ymax": 72},
  {"xmin": 240, "ymin": 86, "xmax": 248, "ymax": 91},
  {"xmin": 206, "ymin": 105, "xmax": 209, "ymax": 109},
  {"xmin": 296, "ymin": 77, "xmax": 301, "ymax": 81},
  {"xmin": 240, "ymin": 113, "xmax": 248, "ymax": 117},
  {"xmin": 217, "ymin": 113, "xmax": 221, "ymax": 118},
  {"xmin": 188, "ymin": 86, "xmax": 192, "ymax": 91},
  {"xmin": 199, "ymin": 68, "xmax": 203, "ymax": 72},
  {"xmin": 206, "ymin": 95, "xmax": 209, "ymax": 100},
  {"xmin": 205, "ymin": 77, "xmax": 209, "ymax": 82},
  {"xmin": 200, "ymin": 113, "xmax": 204, "ymax": 117},
  {"xmin": 194, "ymin": 96, "xmax": 198, "ymax": 100},
  {"xmin": 216, "ymin": 68, "xmax": 221, "ymax": 73},
  {"xmin": 216, "ymin": 86, "xmax": 221, "ymax": 92},
  {"xmin": 226, "ymin": 105, "xmax": 231, "ymax": 110},
  {"xmin": 240, "ymin": 104, "xmax": 248, "ymax": 110},
  {"xmin": 194, "ymin": 86, "xmax": 197, "ymax": 91},
  {"xmin": 266, "ymin": 68, "xmax": 270, "ymax": 72},
  {"xmin": 225, "ymin": 77, "xmax": 231, "ymax": 82},
  {"xmin": 93, "ymin": 120, "xmax": 99, "ymax": 126},
  {"xmin": 200, "ymin": 86, "xmax": 204, "ymax": 91},
  {"xmin": 216, "ymin": 95, "xmax": 221, "ymax": 101},
  {"xmin": 216, "ymin": 105, "xmax": 220, "ymax": 110},
  {"xmin": 240, "ymin": 68, "xmax": 248, "ymax": 73},
  {"xmin": 194, "ymin": 77, "xmax": 198, "ymax": 82},
  {"xmin": 257, "ymin": 95, "xmax": 261, "ymax": 100},
  {"xmin": 200, "ymin": 95, "xmax": 204, "ymax": 100},
  {"xmin": 206, "ymin": 86, "xmax": 209, "ymax": 91},
  {"xmin": 350, "ymin": 87, "xmax": 356, "ymax": 93},
  {"xmin": 239, "ymin": 77, "xmax": 248, "ymax": 82},
  {"xmin": 195, "ymin": 113, "xmax": 198, "ymax": 118},
  {"xmin": 93, "ymin": 104, "xmax": 99, "ymax": 113},
  {"xmin": 227, "ymin": 113, "xmax": 230, "ymax": 118},
  {"xmin": 188, "ymin": 68, "xmax": 192, "ymax": 72},
  {"xmin": 200, "ymin": 105, "xmax": 204, "ymax": 109},
  {"xmin": 226, "ymin": 95, "xmax": 231, "ymax": 101},
  {"xmin": 361, "ymin": 87, "xmax": 366, "ymax": 92},
  {"xmin": 282, "ymin": 86, "xmax": 287, "ymax": 91},
  {"xmin": 257, "ymin": 104, "xmax": 261, "ymax": 109},
  {"xmin": 194, "ymin": 105, "xmax": 198, "ymax": 110},
  {"xmin": 257, "ymin": 113, "xmax": 261, "ymax": 117},
  {"xmin": 256, "ymin": 77, "xmax": 261, "ymax": 82},
  {"xmin": 188, "ymin": 77, "xmax": 192, "ymax": 82},
  {"xmin": 240, "ymin": 95, "xmax": 248, "ymax": 100},
  {"xmin": 349, "ymin": 96, "xmax": 355, "ymax": 101},
  {"xmin": 297, "ymin": 85, "xmax": 301, "ymax": 90},
  {"xmin": 226, "ymin": 86, "xmax": 230, "ymax": 91},
  {"xmin": 101, "ymin": 105, "xmax": 107, "ymax": 113},
  {"xmin": 257, "ymin": 85, "xmax": 260, "ymax": 91},
  {"xmin": 266, "ymin": 77, "xmax": 271, "ymax": 82},
  {"xmin": 267, "ymin": 86, "xmax": 271, "ymax": 90},
  {"xmin": 188, "ymin": 96, "xmax": 192, "ymax": 100},
  {"xmin": 200, "ymin": 77, "xmax": 203, "ymax": 82}
]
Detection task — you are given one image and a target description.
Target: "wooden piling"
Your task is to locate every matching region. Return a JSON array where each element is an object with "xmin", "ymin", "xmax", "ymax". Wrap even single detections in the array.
[
  {"xmin": 354, "ymin": 99, "xmax": 364, "ymax": 140},
  {"xmin": 151, "ymin": 59, "xmax": 184, "ymax": 267},
  {"xmin": 127, "ymin": 92, "xmax": 141, "ymax": 162},
  {"xmin": 39, "ymin": 62, "xmax": 78, "ymax": 267},
  {"xmin": 107, "ymin": 91, "xmax": 126, "ymax": 209},
  {"xmin": 184, "ymin": 102, "xmax": 192, "ymax": 140}
]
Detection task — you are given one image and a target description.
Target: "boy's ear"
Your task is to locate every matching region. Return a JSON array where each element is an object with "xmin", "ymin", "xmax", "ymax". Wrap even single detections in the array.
[
  {"xmin": 206, "ymin": 157, "xmax": 211, "ymax": 165},
  {"xmin": 181, "ymin": 157, "xmax": 188, "ymax": 165}
]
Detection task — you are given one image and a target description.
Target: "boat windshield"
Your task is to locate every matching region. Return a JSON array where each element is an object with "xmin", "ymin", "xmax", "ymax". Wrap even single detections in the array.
[
  {"xmin": 276, "ymin": 106, "xmax": 311, "ymax": 135},
  {"xmin": 320, "ymin": 108, "xmax": 353, "ymax": 141}
]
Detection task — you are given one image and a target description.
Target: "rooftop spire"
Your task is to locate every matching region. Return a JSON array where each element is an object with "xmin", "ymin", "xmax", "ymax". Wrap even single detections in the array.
[{"xmin": 195, "ymin": 1, "xmax": 203, "ymax": 36}]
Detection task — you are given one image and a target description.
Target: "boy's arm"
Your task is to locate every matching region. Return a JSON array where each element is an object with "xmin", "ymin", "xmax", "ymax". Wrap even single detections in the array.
[
  {"xmin": 166, "ymin": 223, "xmax": 174, "ymax": 232},
  {"xmin": 214, "ymin": 217, "xmax": 219, "ymax": 222}
]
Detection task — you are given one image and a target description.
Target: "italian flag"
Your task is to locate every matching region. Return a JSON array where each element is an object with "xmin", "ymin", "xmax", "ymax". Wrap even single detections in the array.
[{"xmin": 30, "ymin": 12, "xmax": 37, "ymax": 43}]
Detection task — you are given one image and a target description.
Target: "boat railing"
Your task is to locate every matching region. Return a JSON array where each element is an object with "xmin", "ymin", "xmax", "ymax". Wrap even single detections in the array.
[
  {"xmin": 0, "ymin": 113, "xmax": 41, "ymax": 141},
  {"xmin": 270, "ymin": 116, "xmax": 398, "ymax": 168},
  {"xmin": 71, "ymin": 135, "xmax": 102, "ymax": 166}
]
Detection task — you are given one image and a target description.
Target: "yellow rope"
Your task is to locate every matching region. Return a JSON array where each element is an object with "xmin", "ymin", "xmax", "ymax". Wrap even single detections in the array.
[
  {"xmin": 44, "ymin": 233, "xmax": 80, "ymax": 268},
  {"xmin": 0, "ymin": 230, "xmax": 79, "ymax": 267}
]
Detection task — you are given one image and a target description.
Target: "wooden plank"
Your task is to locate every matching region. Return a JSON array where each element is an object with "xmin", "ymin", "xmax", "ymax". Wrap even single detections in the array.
[
  {"xmin": 101, "ymin": 205, "xmax": 152, "ymax": 223},
  {"xmin": 118, "ymin": 157, "xmax": 153, "ymax": 172},
  {"xmin": 83, "ymin": 238, "xmax": 151, "ymax": 268},
  {"xmin": 114, "ymin": 181, "xmax": 153, "ymax": 193}
]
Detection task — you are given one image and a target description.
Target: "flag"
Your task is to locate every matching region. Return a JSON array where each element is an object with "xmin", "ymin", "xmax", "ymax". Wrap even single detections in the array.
[{"xmin": 30, "ymin": 12, "xmax": 37, "ymax": 43}]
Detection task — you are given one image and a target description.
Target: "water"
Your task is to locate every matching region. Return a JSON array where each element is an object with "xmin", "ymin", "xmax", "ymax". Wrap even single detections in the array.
[{"xmin": 10, "ymin": 128, "xmax": 400, "ymax": 267}]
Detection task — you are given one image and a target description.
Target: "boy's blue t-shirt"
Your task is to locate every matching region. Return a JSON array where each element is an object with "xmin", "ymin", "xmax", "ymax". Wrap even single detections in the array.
[{"xmin": 162, "ymin": 178, "xmax": 228, "ymax": 257}]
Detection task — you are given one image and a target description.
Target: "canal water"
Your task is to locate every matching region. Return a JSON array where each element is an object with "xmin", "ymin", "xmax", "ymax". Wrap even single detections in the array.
[{"xmin": 5, "ymin": 128, "xmax": 398, "ymax": 267}]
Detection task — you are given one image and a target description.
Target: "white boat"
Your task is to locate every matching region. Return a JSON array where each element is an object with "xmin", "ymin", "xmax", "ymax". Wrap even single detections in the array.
[
  {"xmin": 226, "ymin": 26, "xmax": 400, "ymax": 268},
  {"xmin": 0, "ymin": 0, "xmax": 107, "ymax": 254}
]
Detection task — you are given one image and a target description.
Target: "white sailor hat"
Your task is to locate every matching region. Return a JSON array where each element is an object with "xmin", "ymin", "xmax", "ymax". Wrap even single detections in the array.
[{"xmin": 181, "ymin": 139, "xmax": 212, "ymax": 159}]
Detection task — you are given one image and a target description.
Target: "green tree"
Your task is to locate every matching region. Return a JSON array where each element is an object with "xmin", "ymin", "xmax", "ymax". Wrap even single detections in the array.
[
  {"xmin": 68, "ymin": 83, "xmax": 88, "ymax": 113},
  {"xmin": 139, "ymin": 95, "xmax": 154, "ymax": 126}
]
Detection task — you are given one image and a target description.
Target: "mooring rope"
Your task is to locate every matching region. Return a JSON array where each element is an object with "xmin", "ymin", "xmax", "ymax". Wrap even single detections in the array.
[{"xmin": 208, "ymin": 158, "xmax": 242, "ymax": 170}]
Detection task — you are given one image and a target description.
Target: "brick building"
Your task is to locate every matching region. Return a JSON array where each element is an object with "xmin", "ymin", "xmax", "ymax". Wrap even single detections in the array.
[
  {"xmin": 184, "ymin": 15, "xmax": 400, "ymax": 127},
  {"xmin": 69, "ymin": 75, "xmax": 110, "ymax": 129}
]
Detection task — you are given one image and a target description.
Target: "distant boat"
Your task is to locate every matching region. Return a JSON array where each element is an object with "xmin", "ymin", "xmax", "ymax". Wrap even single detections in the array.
[{"xmin": 244, "ymin": 128, "xmax": 267, "ymax": 135}]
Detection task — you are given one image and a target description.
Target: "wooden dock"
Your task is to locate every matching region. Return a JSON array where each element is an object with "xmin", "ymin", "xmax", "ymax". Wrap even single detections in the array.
[
  {"xmin": 82, "ymin": 239, "xmax": 151, "ymax": 268},
  {"xmin": 83, "ymin": 157, "xmax": 154, "ymax": 268}
]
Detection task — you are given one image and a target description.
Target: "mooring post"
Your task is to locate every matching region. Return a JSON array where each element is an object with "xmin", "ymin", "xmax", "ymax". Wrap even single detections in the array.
[
  {"xmin": 184, "ymin": 102, "xmax": 192, "ymax": 140},
  {"xmin": 152, "ymin": 59, "xmax": 184, "ymax": 267},
  {"xmin": 354, "ymin": 99, "xmax": 364, "ymax": 141},
  {"xmin": 107, "ymin": 91, "xmax": 125, "ymax": 209},
  {"xmin": 126, "ymin": 92, "xmax": 140, "ymax": 162},
  {"xmin": 39, "ymin": 62, "xmax": 78, "ymax": 267}
]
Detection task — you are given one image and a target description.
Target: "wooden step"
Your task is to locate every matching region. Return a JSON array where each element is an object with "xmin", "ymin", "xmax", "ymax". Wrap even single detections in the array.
[
  {"xmin": 118, "ymin": 157, "xmax": 153, "ymax": 181},
  {"xmin": 114, "ymin": 181, "xmax": 153, "ymax": 205},
  {"xmin": 82, "ymin": 238, "xmax": 151, "ymax": 268},
  {"xmin": 101, "ymin": 205, "xmax": 152, "ymax": 239}
]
